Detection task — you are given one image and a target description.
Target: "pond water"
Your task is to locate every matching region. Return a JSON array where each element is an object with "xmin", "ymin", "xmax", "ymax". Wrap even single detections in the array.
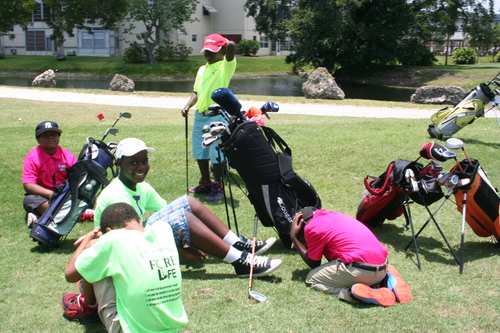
[{"xmin": 0, "ymin": 75, "xmax": 416, "ymax": 102}]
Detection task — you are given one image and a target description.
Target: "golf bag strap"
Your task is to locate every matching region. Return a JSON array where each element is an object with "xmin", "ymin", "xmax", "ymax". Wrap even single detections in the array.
[
  {"xmin": 262, "ymin": 126, "xmax": 292, "ymax": 156},
  {"xmin": 364, "ymin": 163, "xmax": 394, "ymax": 196}
]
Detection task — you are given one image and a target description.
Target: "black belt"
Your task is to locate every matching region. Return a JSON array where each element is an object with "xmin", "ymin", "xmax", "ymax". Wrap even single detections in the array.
[{"xmin": 350, "ymin": 262, "xmax": 387, "ymax": 272}]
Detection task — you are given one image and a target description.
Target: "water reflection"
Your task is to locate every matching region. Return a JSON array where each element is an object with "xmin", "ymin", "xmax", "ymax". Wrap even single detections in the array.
[{"xmin": 0, "ymin": 75, "xmax": 415, "ymax": 102}]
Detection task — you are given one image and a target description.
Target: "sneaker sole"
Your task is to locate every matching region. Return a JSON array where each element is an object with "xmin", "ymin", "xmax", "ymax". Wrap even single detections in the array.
[
  {"xmin": 351, "ymin": 284, "xmax": 396, "ymax": 307},
  {"xmin": 255, "ymin": 237, "xmax": 277, "ymax": 255},
  {"xmin": 237, "ymin": 259, "xmax": 282, "ymax": 278},
  {"xmin": 387, "ymin": 265, "xmax": 412, "ymax": 303}
]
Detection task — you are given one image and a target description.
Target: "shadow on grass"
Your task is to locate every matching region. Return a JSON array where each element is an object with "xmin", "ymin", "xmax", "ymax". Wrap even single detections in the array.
[{"xmin": 372, "ymin": 219, "xmax": 499, "ymax": 269}]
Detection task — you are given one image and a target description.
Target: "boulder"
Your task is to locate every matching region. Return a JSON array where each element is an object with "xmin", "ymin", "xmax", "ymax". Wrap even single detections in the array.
[
  {"xmin": 32, "ymin": 69, "xmax": 56, "ymax": 88},
  {"xmin": 109, "ymin": 74, "xmax": 135, "ymax": 92},
  {"xmin": 410, "ymin": 86, "xmax": 468, "ymax": 105},
  {"xmin": 302, "ymin": 67, "xmax": 345, "ymax": 100}
]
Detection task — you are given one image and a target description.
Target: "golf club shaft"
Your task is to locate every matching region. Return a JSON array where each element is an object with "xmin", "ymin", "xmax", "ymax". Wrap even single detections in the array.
[
  {"xmin": 185, "ymin": 116, "xmax": 189, "ymax": 194},
  {"xmin": 248, "ymin": 215, "xmax": 258, "ymax": 296}
]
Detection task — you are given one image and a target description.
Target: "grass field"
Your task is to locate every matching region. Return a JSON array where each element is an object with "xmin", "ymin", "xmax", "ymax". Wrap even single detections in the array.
[{"xmin": 1, "ymin": 88, "xmax": 500, "ymax": 332}]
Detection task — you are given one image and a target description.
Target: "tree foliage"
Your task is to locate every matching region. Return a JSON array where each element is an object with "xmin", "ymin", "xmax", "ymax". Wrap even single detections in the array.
[
  {"xmin": 462, "ymin": 0, "xmax": 496, "ymax": 54},
  {"xmin": 122, "ymin": 0, "xmax": 198, "ymax": 64},
  {"xmin": 0, "ymin": 0, "xmax": 37, "ymax": 59},
  {"xmin": 41, "ymin": 0, "xmax": 128, "ymax": 60},
  {"xmin": 244, "ymin": 0, "xmax": 494, "ymax": 74}
]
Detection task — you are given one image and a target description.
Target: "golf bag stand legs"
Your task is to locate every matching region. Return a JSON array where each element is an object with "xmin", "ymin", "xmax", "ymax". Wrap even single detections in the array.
[
  {"xmin": 459, "ymin": 190, "xmax": 468, "ymax": 274},
  {"xmin": 402, "ymin": 196, "xmax": 422, "ymax": 270},
  {"xmin": 403, "ymin": 190, "xmax": 460, "ymax": 269}
]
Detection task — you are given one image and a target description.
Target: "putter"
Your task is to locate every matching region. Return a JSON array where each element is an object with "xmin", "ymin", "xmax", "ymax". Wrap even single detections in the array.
[{"xmin": 248, "ymin": 214, "xmax": 267, "ymax": 302}]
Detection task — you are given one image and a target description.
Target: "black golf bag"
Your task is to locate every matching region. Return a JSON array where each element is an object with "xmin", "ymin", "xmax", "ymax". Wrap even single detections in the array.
[
  {"xmin": 220, "ymin": 120, "xmax": 322, "ymax": 248},
  {"xmin": 428, "ymin": 79, "xmax": 498, "ymax": 139},
  {"xmin": 30, "ymin": 138, "xmax": 115, "ymax": 248}
]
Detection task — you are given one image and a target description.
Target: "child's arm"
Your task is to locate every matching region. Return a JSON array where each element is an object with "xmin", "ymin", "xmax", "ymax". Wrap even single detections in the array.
[
  {"xmin": 65, "ymin": 228, "xmax": 102, "ymax": 282},
  {"xmin": 225, "ymin": 40, "xmax": 236, "ymax": 62}
]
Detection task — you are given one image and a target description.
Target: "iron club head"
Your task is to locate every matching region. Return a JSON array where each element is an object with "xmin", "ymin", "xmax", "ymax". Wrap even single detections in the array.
[{"xmin": 248, "ymin": 290, "xmax": 267, "ymax": 302}]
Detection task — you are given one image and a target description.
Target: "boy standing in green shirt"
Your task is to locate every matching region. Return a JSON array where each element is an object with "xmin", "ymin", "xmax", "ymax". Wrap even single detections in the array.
[{"xmin": 182, "ymin": 34, "xmax": 236, "ymax": 201}]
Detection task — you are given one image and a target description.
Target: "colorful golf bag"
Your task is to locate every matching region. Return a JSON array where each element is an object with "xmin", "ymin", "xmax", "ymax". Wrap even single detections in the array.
[
  {"xmin": 220, "ymin": 121, "xmax": 322, "ymax": 248},
  {"xmin": 451, "ymin": 158, "xmax": 500, "ymax": 241},
  {"xmin": 30, "ymin": 139, "xmax": 115, "ymax": 248},
  {"xmin": 357, "ymin": 159, "xmax": 443, "ymax": 228},
  {"xmin": 428, "ymin": 82, "xmax": 497, "ymax": 139}
]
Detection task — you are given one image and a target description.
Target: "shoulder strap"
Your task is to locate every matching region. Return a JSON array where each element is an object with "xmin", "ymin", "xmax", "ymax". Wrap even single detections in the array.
[
  {"xmin": 364, "ymin": 163, "xmax": 395, "ymax": 196},
  {"xmin": 262, "ymin": 126, "xmax": 292, "ymax": 156}
]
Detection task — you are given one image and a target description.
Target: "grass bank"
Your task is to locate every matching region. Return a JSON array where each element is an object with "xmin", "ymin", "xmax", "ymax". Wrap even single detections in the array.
[
  {"xmin": 1, "ymin": 97, "xmax": 500, "ymax": 332},
  {"xmin": 0, "ymin": 54, "xmax": 499, "ymax": 90}
]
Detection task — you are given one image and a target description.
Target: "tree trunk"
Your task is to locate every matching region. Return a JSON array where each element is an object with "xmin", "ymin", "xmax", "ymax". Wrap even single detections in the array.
[
  {"xmin": 56, "ymin": 35, "xmax": 66, "ymax": 61},
  {"xmin": 0, "ymin": 38, "xmax": 5, "ymax": 59}
]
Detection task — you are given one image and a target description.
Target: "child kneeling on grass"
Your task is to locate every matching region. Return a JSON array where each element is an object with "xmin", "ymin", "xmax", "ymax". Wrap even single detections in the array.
[{"xmin": 290, "ymin": 207, "xmax": 412, "ymax": 307}]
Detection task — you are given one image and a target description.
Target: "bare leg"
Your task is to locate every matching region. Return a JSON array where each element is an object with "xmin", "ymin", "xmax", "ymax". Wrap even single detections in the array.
[
  {"xmin": 187, "ymin": 195, "xmax": 229, "ymax": 238},
  {"xmin": 35, "ymin": 201, "xmax": 49, "ymax": 215},
  {"xmin": 185, "ymin": 210, "xmax": 230, "ymax": 259},
  {"xmin": 82, "ymin": 279, "xmax": 96, "ymax": 305},
  {"xmin": 212, "ymin": 162, "xmax": 226, "ymax": 184},
  {"xmin": 197, "ymin": 159, "xmax": 211, "ymax": 184}
]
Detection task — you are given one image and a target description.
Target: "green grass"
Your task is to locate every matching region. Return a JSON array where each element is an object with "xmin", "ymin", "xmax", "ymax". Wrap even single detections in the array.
[{"xmin": 1, "ymin": 94, "xmax": 500, "ymax": 332}]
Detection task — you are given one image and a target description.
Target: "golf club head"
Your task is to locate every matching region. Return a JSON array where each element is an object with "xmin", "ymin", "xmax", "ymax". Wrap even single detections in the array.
[
  {"xmin": 120, "ymin": 111, "xmax": 132, "ymax": 119},
  {"xmin": 206, "ymin": 105, "xmax": 222, "ymax": 117},
  {"xmin": 442, "ymin": 150, "xmax": 457, "ymax": 159},
  {"xmin": 445, "ymin": 138, "xmax": 464, "ymax": 150},
  {"xmin": 202, "ymin": 135, "xmax": 219, "ymax": 148},
  {"xmin": 210, "ymin": 125, "xmax": 230, "ymax": 136},
  {"xmin": 107, "ymin": 128, "xmax": 119, "ymax": 136},
  {"xmin": 202, "ymin": 124, "xmax": 211, "ymax": 134},
  {"xmin": 249, "ymin": 290, "xmax": 267, "ymax": 302},
  {"xmin": 211, "ymin": 88, "xmax": 245, "ymax": 120}
]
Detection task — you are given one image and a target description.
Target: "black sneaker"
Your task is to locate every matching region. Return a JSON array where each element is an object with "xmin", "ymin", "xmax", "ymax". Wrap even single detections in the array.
[
  {"xmin": 232, "ymin": 251, "xmax": 282, "ymax": 277},
  {"xmin": 188, "ymin": 178, "xmax": 212, "ymax": 194},
  {"xmin": 233, "ymin": 235, "xmax": 276, "ymax": 255}
]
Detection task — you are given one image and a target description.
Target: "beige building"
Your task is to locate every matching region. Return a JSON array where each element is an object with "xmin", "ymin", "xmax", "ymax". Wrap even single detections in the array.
[{"xmin": 1, "ymin": 0, "xmax": 291, "ymax": 57}]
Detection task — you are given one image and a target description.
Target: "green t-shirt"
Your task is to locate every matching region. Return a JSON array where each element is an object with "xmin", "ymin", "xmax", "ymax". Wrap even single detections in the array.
[
  {"xmin": 75, "ymin": 222, "xmax": 188, "ymax": 333},
  {"xmin": 193, "ymin": 56, "xmax": 237, "ymax": 112},
  {"xmin": 94, "ymin": 177, "xmax": 167, "ymax": 227}
]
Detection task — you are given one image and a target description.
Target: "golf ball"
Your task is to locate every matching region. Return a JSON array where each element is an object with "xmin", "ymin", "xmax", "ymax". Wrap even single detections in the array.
[
  {"xmin": 85, "ymin": 184, "xmax": 93, "ymax": 191},
  {"xmin": 89, "ymin": 179, "xmax": 97, "ymax": 186}
]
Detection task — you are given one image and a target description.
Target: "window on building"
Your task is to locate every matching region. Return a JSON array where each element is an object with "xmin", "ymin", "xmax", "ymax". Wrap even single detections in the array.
[
  {"xmin": 26, "ymin": 31, "xmax": 46, "ymax": 51},
  {"xmin": 192, "ymin": 35, "xmax": 197, "ymax": 42},
  {"xmin": 78, "ymin": 29, "xmax": 110, "ymax": 53},
  {"xmin": 260, "ymin": 36, "xmax": 269, "ymax": 48},
  {"xmin": 32, "ymin": 2, "xmax": 49, "ymax": 22},
  {"xmin": 280, "ymin": 37, "xmax": 294, "ymax": 51}
]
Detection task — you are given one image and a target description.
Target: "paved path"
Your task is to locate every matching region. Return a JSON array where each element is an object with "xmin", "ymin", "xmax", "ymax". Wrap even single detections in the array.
[{"xmin": 1, "ymin": 86, "xmax": 498, "ymax": 119}]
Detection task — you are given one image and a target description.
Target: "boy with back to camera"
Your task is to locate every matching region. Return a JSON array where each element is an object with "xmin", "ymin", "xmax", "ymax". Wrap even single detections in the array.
[
  {"xmin": 64, "ymin": 202, "xmax": 188, "ymax": 332},
  {"xmin": 181, "ymin": 34, "xmax": 236, "ymax": 201},
  {"xmin": 290, "ymin": 207, "xmax": 412, "ymax": 307},
  {"xmin": 23, "ymin": 121, "xmax": 77, "ymax": 227}
]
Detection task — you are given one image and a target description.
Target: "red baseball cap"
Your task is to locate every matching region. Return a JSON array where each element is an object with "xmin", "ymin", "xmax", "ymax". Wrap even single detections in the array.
[{"xmin": 201, "ymin": 34, "xmax": 227, "ymax": 53}]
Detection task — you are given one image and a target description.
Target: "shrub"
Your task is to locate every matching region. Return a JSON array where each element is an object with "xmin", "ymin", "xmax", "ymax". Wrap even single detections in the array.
[
  {"xmin": 236, "ymin": 39, "xmax": 260, "ymax": 56},
  {"xmin": 154, "ymin": 44, "xmax": 192, "ymax": 62},
  {"xmin": 396, "ymin": 39, "xmax": 437, "ymax": 66},
  {"xmin": 452, "ymin": 48, "xmax": 478, "ymax": 64},
  {"xmin": 174, "ymin": 44, "xmax": 192, "ymax": 61},
  {"xmin": 495, "ymin": 51, "xmax": 500, "ymax": 62},
  {"xmin": 123, "ymin": 46, "xmax": 144, "ymax": 63}
]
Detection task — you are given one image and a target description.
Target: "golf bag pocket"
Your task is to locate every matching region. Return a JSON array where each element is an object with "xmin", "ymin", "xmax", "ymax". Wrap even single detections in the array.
[
  {"xmin": 30, "ymin": 160, "xmax": 110, "ymax": 247},
  {"xmin": 452, "ymin": 159, "xmax": 500, "ymax": 240},
  {"xmin": 356, "ymin": 162, "xmax": 406, "ymax": 228}
]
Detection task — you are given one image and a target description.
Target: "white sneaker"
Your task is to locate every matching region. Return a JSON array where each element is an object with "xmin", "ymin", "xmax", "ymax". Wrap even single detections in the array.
[{"xmin": 27, "ymin": 213, "xmax": 37, "ymax": 228}]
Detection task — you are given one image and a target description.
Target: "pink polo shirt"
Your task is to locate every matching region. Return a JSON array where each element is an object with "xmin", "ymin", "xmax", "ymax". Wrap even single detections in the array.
[
  {"xmin": 22, "ymin": 146, "xmax": 77, "ymax": 190},
  {"xmin": 304, "ymin": 209, "xmax": 388, "ymax": 265}
]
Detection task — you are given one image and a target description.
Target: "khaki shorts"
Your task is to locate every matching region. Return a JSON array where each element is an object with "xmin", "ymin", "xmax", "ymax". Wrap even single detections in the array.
[{"xmin": 93, "ymin": 277, "xmax": 121, "ymax": 333}]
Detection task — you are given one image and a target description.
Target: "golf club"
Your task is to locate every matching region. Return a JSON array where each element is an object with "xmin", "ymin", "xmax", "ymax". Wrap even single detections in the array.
[
  {"xmin": 445, "ymin": 138, "xmax": 466, "ymax": 171},
  {"xmin": 102, "ymin": 111, "xmax": 132, "ymax": 141},
  {"xmin": 202, "ymin": 135, "xmax": 220, "ymax": 148},
  {"xmin": 185, "ymin": 116, "xmax": 189, "ymax": 194},
  {"xmin": 260, "ymin": 101, "xmax": 280, "ymax": 119},
  {"xmin": 248, "ymin": 214, "xmax": 267, "ymax": 302}
]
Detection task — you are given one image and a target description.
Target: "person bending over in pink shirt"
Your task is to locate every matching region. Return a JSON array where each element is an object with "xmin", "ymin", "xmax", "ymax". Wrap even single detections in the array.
[
  {"xmin": 290, "ymin": 207, "xmax": 412, "ymax": 307},
  {"xmin": 23, "ymin": 121, "xmax": 77, "ymax": 227}
]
